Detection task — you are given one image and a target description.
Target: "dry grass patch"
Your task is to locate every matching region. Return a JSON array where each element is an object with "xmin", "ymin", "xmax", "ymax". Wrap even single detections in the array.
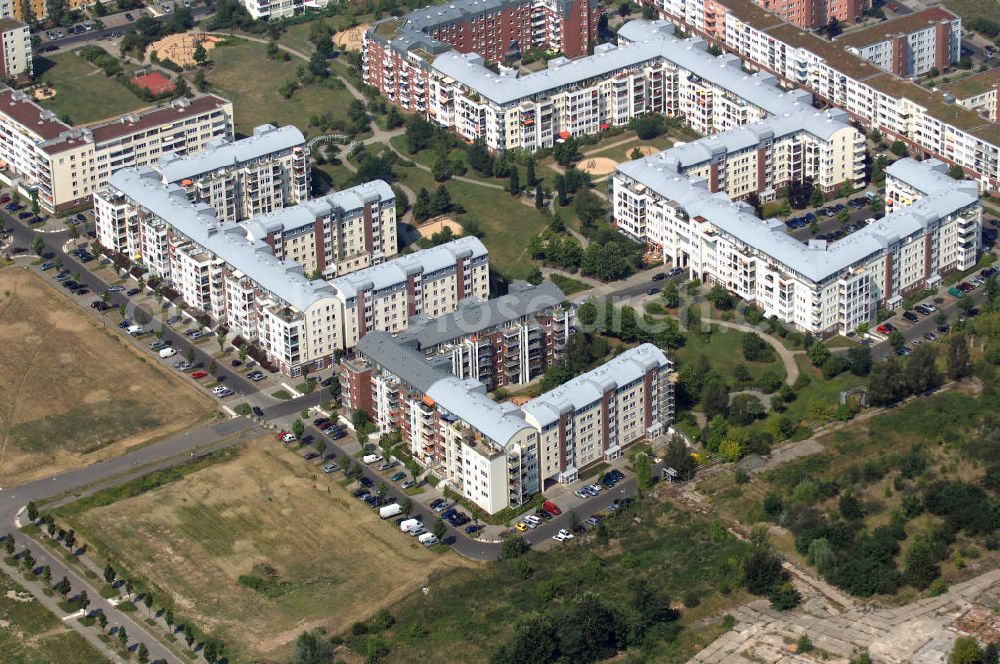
[
  {"xmin": 0, "ymin": 268, "xmax": 213, "ymax": 487},
  {"xmin": 65, "ymin": 442, "xmax": 471, "ymax": 662}
]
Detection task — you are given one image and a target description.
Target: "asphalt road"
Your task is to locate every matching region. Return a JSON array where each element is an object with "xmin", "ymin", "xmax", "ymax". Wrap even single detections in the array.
[{"xmin": 38, "ymin": 3, "xmax": 213, "ymax": 54}]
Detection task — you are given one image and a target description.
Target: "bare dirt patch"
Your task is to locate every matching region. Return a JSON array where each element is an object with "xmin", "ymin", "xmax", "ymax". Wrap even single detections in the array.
[
  {"xmin": 577, "ymin": 156, "xmax": 619, "ymax": 176},
  {"xmin": 0, "ymin": 268, "xmax": 214, "ymax": 486},
  {"xmin": 31, "ymin": 86, "xmax": 56, "ymax": 101},
  {"xmin": 146, "ymin": 33, "xmax": 223, "ymax": 67},
  {"xmin": 417, "ymin": 216, "xmax": 463, "ymax": 239},
  {"xmin": 334, "ymin": 24, "xmax": 369, "ymax": 52},
  {"xmin": 66, "ymin": 442, "xmax": 472, "ymax": 662},
  {"xmin": 636, "ymin": 145, "xmax": 659, "ymax": 156}
]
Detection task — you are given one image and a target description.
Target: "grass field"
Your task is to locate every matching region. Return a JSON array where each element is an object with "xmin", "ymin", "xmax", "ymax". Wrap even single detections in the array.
[
  {"xmin": 548, "ymin": 272, "xmax": 591, "ymax": 296},
  {"xmin": 672, "ymin": 324, "xmax": 788, "ymax": 387},
  {"xmin": 192, "ymin": 39, "xmax": 358, "ymax": 137},
  {"xmin": 0, "ymin": 568, "xmax": 110, "ymax": 664},
  {"xmin": 62, "ymin": 441, "xmax": 469, "ymax": 662},
  {"xmin": 394, "ymin": 162, "xmax": 549, "ymax": 281},
  {"xmin": 0, "ymin": 268, "xmax": 214, "ymax": 487},
  {"xmin": 34, "ymin": 52, "xmax": 147, "ymax": 125},
  {"xmin": 342, "ymin": 500, "xmax": 751, "ymax": 663}
]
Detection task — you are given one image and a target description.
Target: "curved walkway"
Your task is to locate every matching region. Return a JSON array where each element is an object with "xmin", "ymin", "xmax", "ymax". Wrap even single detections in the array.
[{"xmin": 706, "ymin": 318, "xmax": 800, "ymax": 386}]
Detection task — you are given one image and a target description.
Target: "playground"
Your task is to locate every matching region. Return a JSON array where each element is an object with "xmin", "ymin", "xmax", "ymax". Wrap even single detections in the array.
[
  {"xmin": 577, "ymin": 156, "xmax": 619, "ymax": 176},
  {"xmin": 334, "ymin": 24, "xmax": 369, "ymax": 52},
  {"xmin": 147, "ymin": 33, "xmax": 224, "ymax": 67},
  {"xmin": 417, "ymin": 216, "xmax": 463, "ymax": 239}
]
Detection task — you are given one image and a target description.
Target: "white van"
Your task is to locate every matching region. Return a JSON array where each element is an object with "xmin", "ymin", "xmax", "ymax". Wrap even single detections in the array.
[
  {"xmin": 127, "ymin": 325, "xmax": 145, "ymax": 336},
  {"xmin": 159, "ymin": 347, "xmax": 177, "ymax": 358},
  {"xmin": 362, "ymin": 453, "xmax": 383, "ymax": 465},
  {"xmin": 418, "ymin": 533, "xmax": 439, "ymax": 546}
]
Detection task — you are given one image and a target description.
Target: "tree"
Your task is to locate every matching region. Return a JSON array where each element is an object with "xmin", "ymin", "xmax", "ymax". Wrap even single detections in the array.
[
  {"xmin": 31, "ymin": 234, "xmax": 44, "ymax": 256},
  {"xmin": 386, "ymin": 106, "xmax": 404, "ymax": 129},
  {"xmin": 663, "ymin": 434, "xmax": 696, "ymax": 480},
  {"xmin": 741, "ymin": 332, "xmax": 773, "ymax": 362},
  {"xmin": 431, "ymin": 155, "xmax": 451, "ymax": 182},
  {"xmin": 216, "ymin": 329, "xmax": 226, "ymax": 353},
  {"xmin": 947, "ymin": 333, "xmax": 972, "ymax": 380},
  {"xmin": 769, "ymin": 582, "xmax": 801, "ymax": 610},
  {"xmin": 957, "ymin": 293, "xmax": 975, "ymax": 314},
  {"xmin": 809, "ymin": 186, "xmax": 824, "ymax": 207},
  {"xmin": 266, "ymin": 39, "xmax": 280, "ymax": 59},
  {"xmin": 949, "ymin": 637, "xmax": 985, "ymax": 664},
  {"xmin": 534, "ymin": 185, "xmax": 544, "ymax": 209},
  {"xmin": 508, "ymin": 168, "xmax": 520, "ymax": 196},
  {"xmin": 581, "ymin": 242, "xmax": 629, "ymax": 281},
  {"xmin": 730, "ymin": 394, "xmax": 764, "ymax": 425},
  {"xmin": 137, "ymin": 643, "xmax": 149, "ymax": 664},
  {"xmin": 432, "ymin": 185, "xmax": 452, "ymax": 216},
  {"xmin": 847, "ymin": 346, "xmax": 872, "ymax": 376},
  {"xmin": 432, "ymin": 517, "xmax": 447, "ymax": 540},
  {"xmin": 903, "ymin": 536, "xmax": 940, "ymax": 589},
  {"xmin": 26, "ymin": 502, "xmax": 38, "ymax": 523},
  {"xmin": 573, "ymin": 188, "xmax": 606, "ymax": 228},
  {"xmin": 97, "ymin": 611, "xmax": 108, "ymax": 630},
  {"xmin": 891, "ymin": 140, "xmax": 909, "ymax": 157},
  {"xmin": 663, "ymin": 280, "xmax": 679, "ymax": 308},
  {"xmin": 203, "ymin": 640, "xmax": 219, "ymax": 663},
  {"xmin": 633, "ymin": 114, "xmax": 665, "ymax": 139},
  {"xmin": 525, "ymin": 156, "xmax": 537, "ymax": 186},
  {"xmin": 904, "ymin": 343, "xmax": 940, "ymax": 394},
  {"xmin": 184, "ymin": 347, "xmax": 195, "ymax": 364},
  {"xmin": 292, "ymin": 418, "xmax": 304, "ymax": 440},
  {"xmin": 985, "ymin": 643, "xmax": 999, "ymax": 664},
  {"xmin": 500, "ymin": 536, "xmax": 529, "ymax": 559},
  {"xmin": 55, "ymin": 576, "xmax": 71, "ymax": 596},
  {"xmin": 42, "ymin": 566, "xmax": 51, "ymax": 585},
  {"xmin": 413, "ymin": 187, "xmax": 433, "ymax": 223},
  {"xmin": 808, "ymin": 341, "xmax": 831, "ymax": 367},
  {"xmin": 888, "ymin": 329, "xmax": 905, "ymax": 350},
  {"xmin": 634, "ymin": 452, "xmax": 653, "ymax": 494},
  {"xmin": 193, "ymin": 43, "xmax": 207, "ymax": 66},
  {"xmin": 702, "ymin": 379, "xmax": 730, "ymax": 419},
  {"xmin": 553, "ymin": 137, "xmax": 578, "ymax": 167},
  {"xmin": 78, "ymin": 590, "xmax": 90, "ymax": 611},
  {"xmin": 292, "ymin": 629, "xmax": 333, "ymax": 664},
  {"xmin": 742, "ymin": 545, "xmax": 783, "ymax": 595}
]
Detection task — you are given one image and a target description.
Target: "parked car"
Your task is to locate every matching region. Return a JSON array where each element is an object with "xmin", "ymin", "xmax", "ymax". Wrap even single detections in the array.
[
  {"xmin": 465, "ymin": 524, "xmax": 483, "ymax": 535},
  {"xmin": 190, "ymin": 371, "xmax": 208, "ymax": 379},
  {"xmin": 303, "ymin": 451, "xmax": 319, "ymax": 461},
  {"xmin": 400, "ymin": 480, "xmax": 415, "ymax": 489},
  {"xmin": 230, "ymin": 359, "xmax": 242, "ymax": 368},
  {"xmin": 359, "ymin": 477, "xmax": 374, "ymax": 488},
  {"xmin": 390, "ymin": 471, "xmax": 406, "ymax": 482},
  {"xmin": 645, "ymin": 287, "xmax": 660, "ymax": 296},
  {"xmin": 126, "ymin": 288, "xmax": 141, "ymax": 296},
  {"xmin": 651, "ymin": 272, "xmax": 666, "ymax": 281},
  {"xmin": 430, "ymin": 498, "xmax": 444, "ymax": 510},
  {"xmin": 923, "ymin": 332, "xmax": 938, "ymax": 342},
  {"xmin": 902, "ymin": 311, "xmax": 919, "ymax": 323},
  {"xmin": 247, "ymin": 371, "xmax": 265, "ymax": 381},
  {"xmin": 948, "ymin": 286, "xmax": 964, "ymax": 298},
  {"xmin": 542, "ymin": 500, "xmax": 561, "ymax": 516},
  {"xmin": 279, "ymin": 431, "xmax": 296, "ymax": 443},
  {"xmin": 252, "ymin": 406, "xmax": 264, "ymax": 417},
  {"xmin": 514, "ymin": 522, "xmax": 529, "ymax": 533}
]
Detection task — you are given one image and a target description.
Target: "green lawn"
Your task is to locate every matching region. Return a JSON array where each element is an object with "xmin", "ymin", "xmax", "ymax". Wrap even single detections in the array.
[
  {"xmin": 395, "ymin": 162, "xmax": 549, "ymax": 281},
  {"xmin": 34, "ymin": 52, "xmax": 147, "ymax": 125},
  {"xmin": 0, "ymin": 568, "xmax": 111, "ymax": 664},
  {"xmin": 672, "ymin": 325, "xmax": 787, "ymax": 387},
  {"xmin": 548, "ymin": 272, "xmax": 591, "ymax": 296},
  {"xmin": 390, "ymin": 135, "xmax": 515, "ymax": 188},
  {"xmin": 341, "ymin": 501, "xmax": 751, "ymax": 663},
  {"xmin": 191, "ymin": 39, "xmax": 358, "ymax": 137}
]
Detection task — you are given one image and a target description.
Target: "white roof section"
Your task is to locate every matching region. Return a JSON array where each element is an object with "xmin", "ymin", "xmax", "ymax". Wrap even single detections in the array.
[
  {"xmin": 885, "ymin": 157, "xmax": 957, "ymax": 196},
  {"xmin": 330, "ymin": 236, "xmax": 488, "ymax": 300},
  {"xmin": 109, "ymin": 167, "xmax": 337, "ymax": 311},
  {"xmin": 521, "ymin": 344, "xmax": 670, "ymax": 428},
  {"xmin": 432, "ymin": 19, "xmax": 814, "ymax": 109},
  {"xmin": 243, "ymin": 180, "xmax": 395, "ymax": 238},
  {"xmin": 616, "ymin": 156, "xmax": 979, "ymax": 283},
  {"xmin": 157, "ymin": 124, "xmax": 305, "ymax": 183}
]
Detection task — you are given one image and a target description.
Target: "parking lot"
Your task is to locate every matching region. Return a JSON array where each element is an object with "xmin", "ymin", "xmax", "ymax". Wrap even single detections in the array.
[{"xmin": 785, "ymin": 194, "xmax": 879, "ymax": 242}]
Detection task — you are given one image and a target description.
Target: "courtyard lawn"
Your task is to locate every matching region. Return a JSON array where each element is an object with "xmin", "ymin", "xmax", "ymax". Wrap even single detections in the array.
[
  {"xmin": 395, "ymin": 161, "xmax": 549, "ymax": 281},
  {"xmin": 672, "ymin": 324, "xmax": 788, "ymax": 388},
  {"xmin": 34, "ymin": 52, "xmax": 147, "ymax": 125},
  {"xmin": 193, "ymin": 39, "xmax": 359, "ymax": 137},
  {"xmin": 548, "ymin": 272, "xmax": 591, "ymax": 296}
]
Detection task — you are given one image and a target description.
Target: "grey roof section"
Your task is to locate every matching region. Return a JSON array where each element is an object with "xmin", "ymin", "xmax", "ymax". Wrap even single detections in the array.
[
  {"xmin": 330, "ymin": 236, "xmax": 488, "ymax": 300},
  {"xmin": 431, "ymin": 19, "xmax": 814, "ymax": 108},
  {"xmin": 356, "ymin": 329, "xmax": 451, "ymax": 392},
  {"xmin": 243, "ymin": 180, "xmax": 395, "ymax": 238},
  {"xmin": 358, "ymin": 331, "xmax": 534, "ymax": 447},
  {"xmin": 157, "ymin": 124, "xmax": 305, "ymax": 183},
  {"xmin": 521, "ymin": 344, "xmax": 670, "ymax": 428},
  {"xmin": 884, "ymin": 157, "xmax": 955, "ymax": 196},
  {"xmin": 109, "ymin": 168, "xmax": 338, "ymax": 311},
  {"xmin": 616, "ymin": 155, "xmax": 979, "ymax": 284},
  {"xmin": 399, "ymin": 280, "xmax": 566, "ymax": 349}
]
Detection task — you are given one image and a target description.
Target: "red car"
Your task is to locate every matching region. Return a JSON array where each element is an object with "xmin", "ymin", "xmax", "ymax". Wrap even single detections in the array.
[
  {"xmin": 0, "ymin": 194, "xmax": 10, "ymax": 204},
  {"xmin": 190, "ymin": 370, "xmax": 208, "ymax": 379},
  {"xmin": 542, "ymin": 500, "xmax": 562, "ymax": 516}
]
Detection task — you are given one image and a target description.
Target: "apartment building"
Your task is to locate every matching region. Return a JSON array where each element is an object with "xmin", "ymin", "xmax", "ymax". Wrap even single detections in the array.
[
  {"xmin": 370, "ymin": 18, "xmax": 856, "ymax": 153},
  {"xmin": 741, "ymin": 0, "xmax": 869, "ymax": 29},
  {"xmin": 242, "ymin": 181, "xmax": 398, "ymax": 279},
  {"xmin": 938, "ymin": 69, "xmax": 1000, "ymax": 123},
  {"xmin": 395, "ymin": 280, "xmax": 572, "ymax": 390},
  {"xmin": 363, "ymin": 0, "xmax": 599, "ymax": 116},
  {"xmin": 96, "ymin": 167, "xmax": 489, "ymax": 375},
  {"xmin": 0, "ymin": 19, "xmax": 30, "ymax": 80},
  {"xmin": 0, "ymin": 86, "xmax": 234, "ymax": 212},
  {"xmin": 835, "ymin": 8, "xmax": 960, "ymax": 78},
  {"xmin": 613, "ymin": 155, "xmax": 980, "ymax": 335},
  {"xmin": 342, "ymin": 332, "xmax": 673, "ymax": 512},
  {"xmin": 642, "ymin": 0, "xmax": 1000, "ymax": 192},
  {"xmin": 239, "ymin": 0, "xmax": 332, "ymax": 21},
  {"xmin": 155, "ymin": 124, "xmax": 310, "ymax": 223},
  {"xmin": 642, "ymin": 104, "xmax": 864, "ymax": 201}
]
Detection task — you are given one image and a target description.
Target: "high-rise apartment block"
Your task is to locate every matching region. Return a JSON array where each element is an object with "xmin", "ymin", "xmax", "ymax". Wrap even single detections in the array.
[
  {"xmin": 835, "ymin": 7, "xmax": 960, "ymax": 78},
  {"xmin": 0, "ymin": 19, "xmax": 31, "ymax": 80}
]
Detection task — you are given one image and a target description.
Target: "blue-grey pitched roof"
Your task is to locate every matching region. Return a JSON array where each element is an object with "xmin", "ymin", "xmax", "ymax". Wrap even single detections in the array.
[
  {"xmin": 616, "ymin": 156, "xmax": 979, "ymax": 284},
  {"xmin": 398, "ymin": 280, "xmax": 565, "ymax": 349},
  {"xmin": 243, "ymin": 180, "xmax": 395, "ymax": 238},
  {"xmin": 520, "ymin": 344, "xmax": 670, "ymax": 428},
  {"xmin": 884, "ymin": 157, "xmax": 957, "ymax": 196},
  {"xmin": 157, "ymin": 124, "xmax": 305, "ymax": 183}
]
